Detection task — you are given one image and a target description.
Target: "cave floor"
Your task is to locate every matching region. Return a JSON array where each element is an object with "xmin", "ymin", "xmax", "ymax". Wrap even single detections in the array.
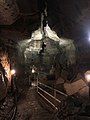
[{"xmin": 15, "ymin": 86, "xmax": 52, "ymax": 120}]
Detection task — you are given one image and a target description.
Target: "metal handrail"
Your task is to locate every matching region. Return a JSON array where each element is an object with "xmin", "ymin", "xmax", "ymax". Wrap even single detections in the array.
[
  {"xmin": 37, "ymin": 81, "xmax": 68, "ymax": 109},
  {"xmin": 38, "ymin": 86, "xmax": 61, "ymax": 103},
  {"xmin": 38, "ymin": 82, "xmax": 68, "ymax": 97},
  {"xmin": 38, "ymin": 91, "xmax": 58, "ymax": 110}
]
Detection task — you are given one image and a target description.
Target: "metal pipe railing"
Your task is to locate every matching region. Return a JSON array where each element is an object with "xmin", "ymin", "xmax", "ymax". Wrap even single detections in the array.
[
  {"xmin": 38, "ymin": 91, "xmax": 58, "ymax": 110},
  {"xmin": 38, "ymin": 82, "xmax": 67, "ymax": 97},
  {"xmin": 37, "ymin": 81, "xmax": 68, "ymax": 109},
  {"xmin": 38, "ymin": 86, "xmax": 61, "ymax": 103}
]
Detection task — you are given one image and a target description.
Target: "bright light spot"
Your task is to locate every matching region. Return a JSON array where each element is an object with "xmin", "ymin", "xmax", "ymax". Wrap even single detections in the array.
[
  {"xmin": 87, "ymin": 31, "xmax": 90, "ymax": 42},
  {"xmin": 89, "ymin": 37, "xmax": 90, "ymax": 42},
  {"xmin": 31, "ymin": 82, "xmax": 36, "ymax": 86},
  {"xmin": 31, "ymin": 28, "xmax": 43, "ymax": 40},
  {"xmin": 11, "ymin": 69, "xmax": 16, "ymax": 75},
  {"xmin": 85, "ymin": 74, "xmax": 90, "ymax": 82},
  {"xmin": 32, "ymin": 69, "xmax": 35, "ymax": 73},
  {"xmin": 45, "ymin": 24, "xmax": 60, "ymax": 41},
  {"xmin": 85, "ymin": 71, "xmax": 90, "ymax": 82}
]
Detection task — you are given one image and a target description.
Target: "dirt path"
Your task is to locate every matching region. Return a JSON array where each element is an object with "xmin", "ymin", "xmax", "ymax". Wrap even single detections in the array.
[{"xmin": 15, "ymin": 86, "xmax": 52, "ymax": 120}]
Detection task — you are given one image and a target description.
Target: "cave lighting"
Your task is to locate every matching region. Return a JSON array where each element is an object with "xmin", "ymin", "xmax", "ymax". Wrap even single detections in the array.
[
  {"xmin": 87, "ymin": 30, "xmax": 90, "ymax": 42},
  {"xmin": 85, "ymin": 70, "xmax": 90, "ymax": 98},
  {"xmin": 85, "ymin": 71, "xmax": 90, "ymax": 83},
  {"xmin": 32, "ymin": 69, "xmax": 35, "ymax": 73},
  {"xmin": 11, "ymin": 69, "xmax": 16, "ymax": 75},
  {"xmin": 31, "ymin": 65, "xmax": 37, "ymax": 73},
  {"xmin": 88, "ymin": 37, "xmax": 90, "ymax": 42}
]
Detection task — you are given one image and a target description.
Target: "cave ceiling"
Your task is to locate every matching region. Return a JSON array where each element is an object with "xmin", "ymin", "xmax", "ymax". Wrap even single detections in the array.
[
  {"xmin": 0, "ymin": 0, "xmax": 90, "ymax": 65},
  {"xmin": 0, "ymin": 0, "xmax": 90, "ymax": 42}
]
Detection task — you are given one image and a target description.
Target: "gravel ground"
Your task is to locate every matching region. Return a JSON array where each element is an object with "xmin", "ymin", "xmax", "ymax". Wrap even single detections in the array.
[
  {"xmin": 15, "ymin": 86, "xmax": 53, "ymax": 120},
  {"xmin": 0, "ymin": 93, "xmax": 15, "ymax": 120}
]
